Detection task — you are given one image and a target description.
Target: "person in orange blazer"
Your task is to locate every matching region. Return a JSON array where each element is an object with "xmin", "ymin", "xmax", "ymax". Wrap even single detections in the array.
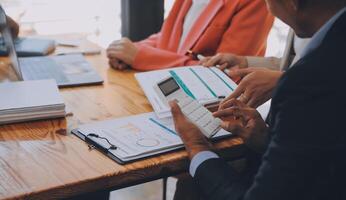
[{"xmin": 107, "ymin": 0, "xmax": 274, "ymax": 71}]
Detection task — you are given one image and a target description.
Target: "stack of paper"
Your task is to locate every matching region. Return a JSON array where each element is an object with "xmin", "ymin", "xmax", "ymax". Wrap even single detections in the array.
[
  {"xmin": 0, "ymin": 79, "xmax": 66, "ymax": 125},
  {"xmin": 135, "ymin": 66, "xmax": 238, "ymax": 118}
]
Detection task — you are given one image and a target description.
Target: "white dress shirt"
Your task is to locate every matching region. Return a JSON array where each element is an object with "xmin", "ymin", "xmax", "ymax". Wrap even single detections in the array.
[
  {"xmin": 246, "ymin": 33, "xmax": 311, "ymax": 71},
  {"xmin": 178, "ymin": 0, "xmax": 210, "ymax": 50},
  {"xmin": 291, "ymin": 36, "xmax": 311, "ymax": 66}
]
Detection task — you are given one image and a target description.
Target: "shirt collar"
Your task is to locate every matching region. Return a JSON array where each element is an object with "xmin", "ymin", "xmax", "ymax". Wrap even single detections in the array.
[{"xmin": 301, "ymin": 7, "xmax": 346, "ymax": 57}]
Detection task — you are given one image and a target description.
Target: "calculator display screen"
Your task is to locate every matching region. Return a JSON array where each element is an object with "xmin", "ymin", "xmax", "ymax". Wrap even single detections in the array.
[{"xmin": 158, "ymin": 77, "xmax": 180, "ymax": 96}]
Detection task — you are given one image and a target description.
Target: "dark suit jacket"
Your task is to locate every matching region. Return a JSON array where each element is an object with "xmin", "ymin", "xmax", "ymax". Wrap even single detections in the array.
[{"xmin": 193, "ymin": 11, "xmax": 346, "ymax": 200}]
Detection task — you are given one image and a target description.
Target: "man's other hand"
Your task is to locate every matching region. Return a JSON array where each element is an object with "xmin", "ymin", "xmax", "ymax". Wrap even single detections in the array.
[
  {"xmin": 214, "ymin": 99, "xmax": 269, "ymax": 153},
  {"xmin": 222, "ymin": 68, "xmax": 283, "ymax": 108}
]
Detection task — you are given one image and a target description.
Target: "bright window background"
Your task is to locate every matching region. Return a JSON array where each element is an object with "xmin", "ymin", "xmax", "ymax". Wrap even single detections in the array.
[
  {"xmin": 1, "ymin": 0, "xmax": 121, "ymax": 48},
  {"xmin": 1, "ymin": 0, "xmax": 289, "ymax": 57}
]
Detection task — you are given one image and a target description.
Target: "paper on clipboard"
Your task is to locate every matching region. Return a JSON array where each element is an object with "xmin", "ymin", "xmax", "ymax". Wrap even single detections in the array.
[{"xmin": 74, "ymin": 112, "xmax": 232, "ymax": 163}]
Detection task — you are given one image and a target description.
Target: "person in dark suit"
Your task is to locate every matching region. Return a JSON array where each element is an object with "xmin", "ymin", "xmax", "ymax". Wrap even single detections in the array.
[{"xmin": 171, "ymin": 0, "xmax": 346, "ymax": 199}]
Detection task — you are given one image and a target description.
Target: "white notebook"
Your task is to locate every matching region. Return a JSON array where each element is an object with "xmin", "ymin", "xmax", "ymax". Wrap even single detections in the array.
[
  {"xmin": 135, "ymin": 66, "xmax": 238, "ymax": 118},
  {"xmin": 0, "ymin": 79, "xmax": 66, "ymax": 124},
  {"xmin": 72, "ymin": 112, "xmax": 232, "ymax": 164}
]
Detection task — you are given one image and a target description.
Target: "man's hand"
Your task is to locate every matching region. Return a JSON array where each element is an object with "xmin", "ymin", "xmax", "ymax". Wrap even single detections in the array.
[
  {"xmin": 170, "ymin": 101, "xmax": 213, "ymax": 159},
  {"xmin": 200, "ymin": 53, "xmax": 248, "ymax": 71},
  {"xmin": 106, "ymin": 38, "xmax": 138, "ymax": 70},
  {"xmin": 221, "ymin": 68, "xmax": 283, "ymax": 108},
  {"xmin": 214, "ymin": 99, "xmax": 269, "ymax": 153}
]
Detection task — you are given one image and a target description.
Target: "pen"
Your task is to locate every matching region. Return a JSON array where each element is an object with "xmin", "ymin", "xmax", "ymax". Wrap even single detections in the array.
[
  {"xmin": 57, "ymin": 50, "xmax": 101, "ymax": 56},
  {"xmin": 187, "ymin": 50, "xmax": 218, "ymax": 67},
  {"xmin": 196, "ymin": 54, "xmax": 206, "ymax": 61}
]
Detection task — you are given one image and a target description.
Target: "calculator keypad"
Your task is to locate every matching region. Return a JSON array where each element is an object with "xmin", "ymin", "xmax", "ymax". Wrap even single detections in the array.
[{"xmin": 177, "ymin": 96, "xmax": 221, "ymax": 138}]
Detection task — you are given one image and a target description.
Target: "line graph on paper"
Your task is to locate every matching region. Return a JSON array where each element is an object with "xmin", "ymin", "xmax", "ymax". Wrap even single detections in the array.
[
  {"xmin": 99, "ymin": 122, "xmax": 163, "ymax": 157},
  {"xmin": 115, "ymin": 123, "xmax": 161, "ymax": 148}
]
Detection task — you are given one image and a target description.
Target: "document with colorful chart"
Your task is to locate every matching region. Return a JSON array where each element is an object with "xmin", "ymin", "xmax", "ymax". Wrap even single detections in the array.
[{"xmin": 72, "ymin": 112, "xmax": 232, "ymax": 164}]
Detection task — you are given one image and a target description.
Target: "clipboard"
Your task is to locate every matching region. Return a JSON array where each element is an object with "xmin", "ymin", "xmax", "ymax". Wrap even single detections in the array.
[
  {"xmin": 71, "ymin": 128, "xmax": 185, "ymax": 164},
  {"xmin": 71, "ymin": 112, "xmax": 233, "ymax": 165}
]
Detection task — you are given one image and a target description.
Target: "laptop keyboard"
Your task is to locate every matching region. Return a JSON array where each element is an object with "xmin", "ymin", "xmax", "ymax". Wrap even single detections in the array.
[{"xmin": 19, "ymin": 58, "xmax": 69, "ymax": 84}]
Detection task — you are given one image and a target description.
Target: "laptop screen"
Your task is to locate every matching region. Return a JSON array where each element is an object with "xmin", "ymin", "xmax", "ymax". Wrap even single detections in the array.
[{"xmin": 0, "ymin": 6, "xmax": 23, "ymax": 80}]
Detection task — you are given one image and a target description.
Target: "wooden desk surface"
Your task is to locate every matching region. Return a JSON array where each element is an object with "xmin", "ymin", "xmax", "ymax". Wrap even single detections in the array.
[{"xmin": 0, "ymin": 37, "xmax": 245, "ymax": 200}]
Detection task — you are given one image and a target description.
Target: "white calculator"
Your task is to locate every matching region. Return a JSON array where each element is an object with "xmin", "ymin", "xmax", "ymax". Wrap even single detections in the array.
[{"xmin": 155, "ymin": 77, "xmax": 221, "ymax": 138}]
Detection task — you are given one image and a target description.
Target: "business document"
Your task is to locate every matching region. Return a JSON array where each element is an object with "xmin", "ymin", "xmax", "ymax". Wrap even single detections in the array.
[
  {"xmin": 73, "ymin": 112, "xmax": 232, "ymax": 163},
  {"xmin": 135, "ymin": 66, "xmax": 238, "ymax": 118}
]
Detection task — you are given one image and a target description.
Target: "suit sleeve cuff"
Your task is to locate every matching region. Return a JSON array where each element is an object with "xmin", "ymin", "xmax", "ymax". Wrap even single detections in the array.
[{"xmin": 189, "ymin": 151, "xmax": 219, "ymax": 177}]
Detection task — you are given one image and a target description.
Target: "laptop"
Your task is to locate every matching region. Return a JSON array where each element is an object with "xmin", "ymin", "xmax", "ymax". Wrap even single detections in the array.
[{"xmin": 0, "ymin": 7, "xmax": 103, "ymax": 87}]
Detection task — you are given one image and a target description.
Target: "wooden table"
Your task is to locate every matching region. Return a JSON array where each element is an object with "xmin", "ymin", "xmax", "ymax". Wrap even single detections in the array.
[{"xmin": 0, "ymin": 37, "xmax": 245, "ymax": 200}]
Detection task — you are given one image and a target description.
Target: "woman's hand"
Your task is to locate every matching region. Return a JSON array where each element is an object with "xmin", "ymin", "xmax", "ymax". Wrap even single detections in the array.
[
  {"xmin": 108, "ymin": 58, "xmax": 129, "ymax": 70},
  {"xmin": 214, "ymin": 99, "xmax": 269, "ymax": 153},
  {"xmin": 200, "ymin": 53, "xmax": 248, "ymax": 71},
  {"xmin": 106, "ymin": 38, "xmax": 138, "ymax": 70}
]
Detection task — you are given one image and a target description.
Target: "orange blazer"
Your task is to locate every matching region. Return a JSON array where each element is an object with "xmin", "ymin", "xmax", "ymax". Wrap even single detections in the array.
[{"xmin": 132, "ymin": 0, "xmax": 274, "ymax": 71}]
